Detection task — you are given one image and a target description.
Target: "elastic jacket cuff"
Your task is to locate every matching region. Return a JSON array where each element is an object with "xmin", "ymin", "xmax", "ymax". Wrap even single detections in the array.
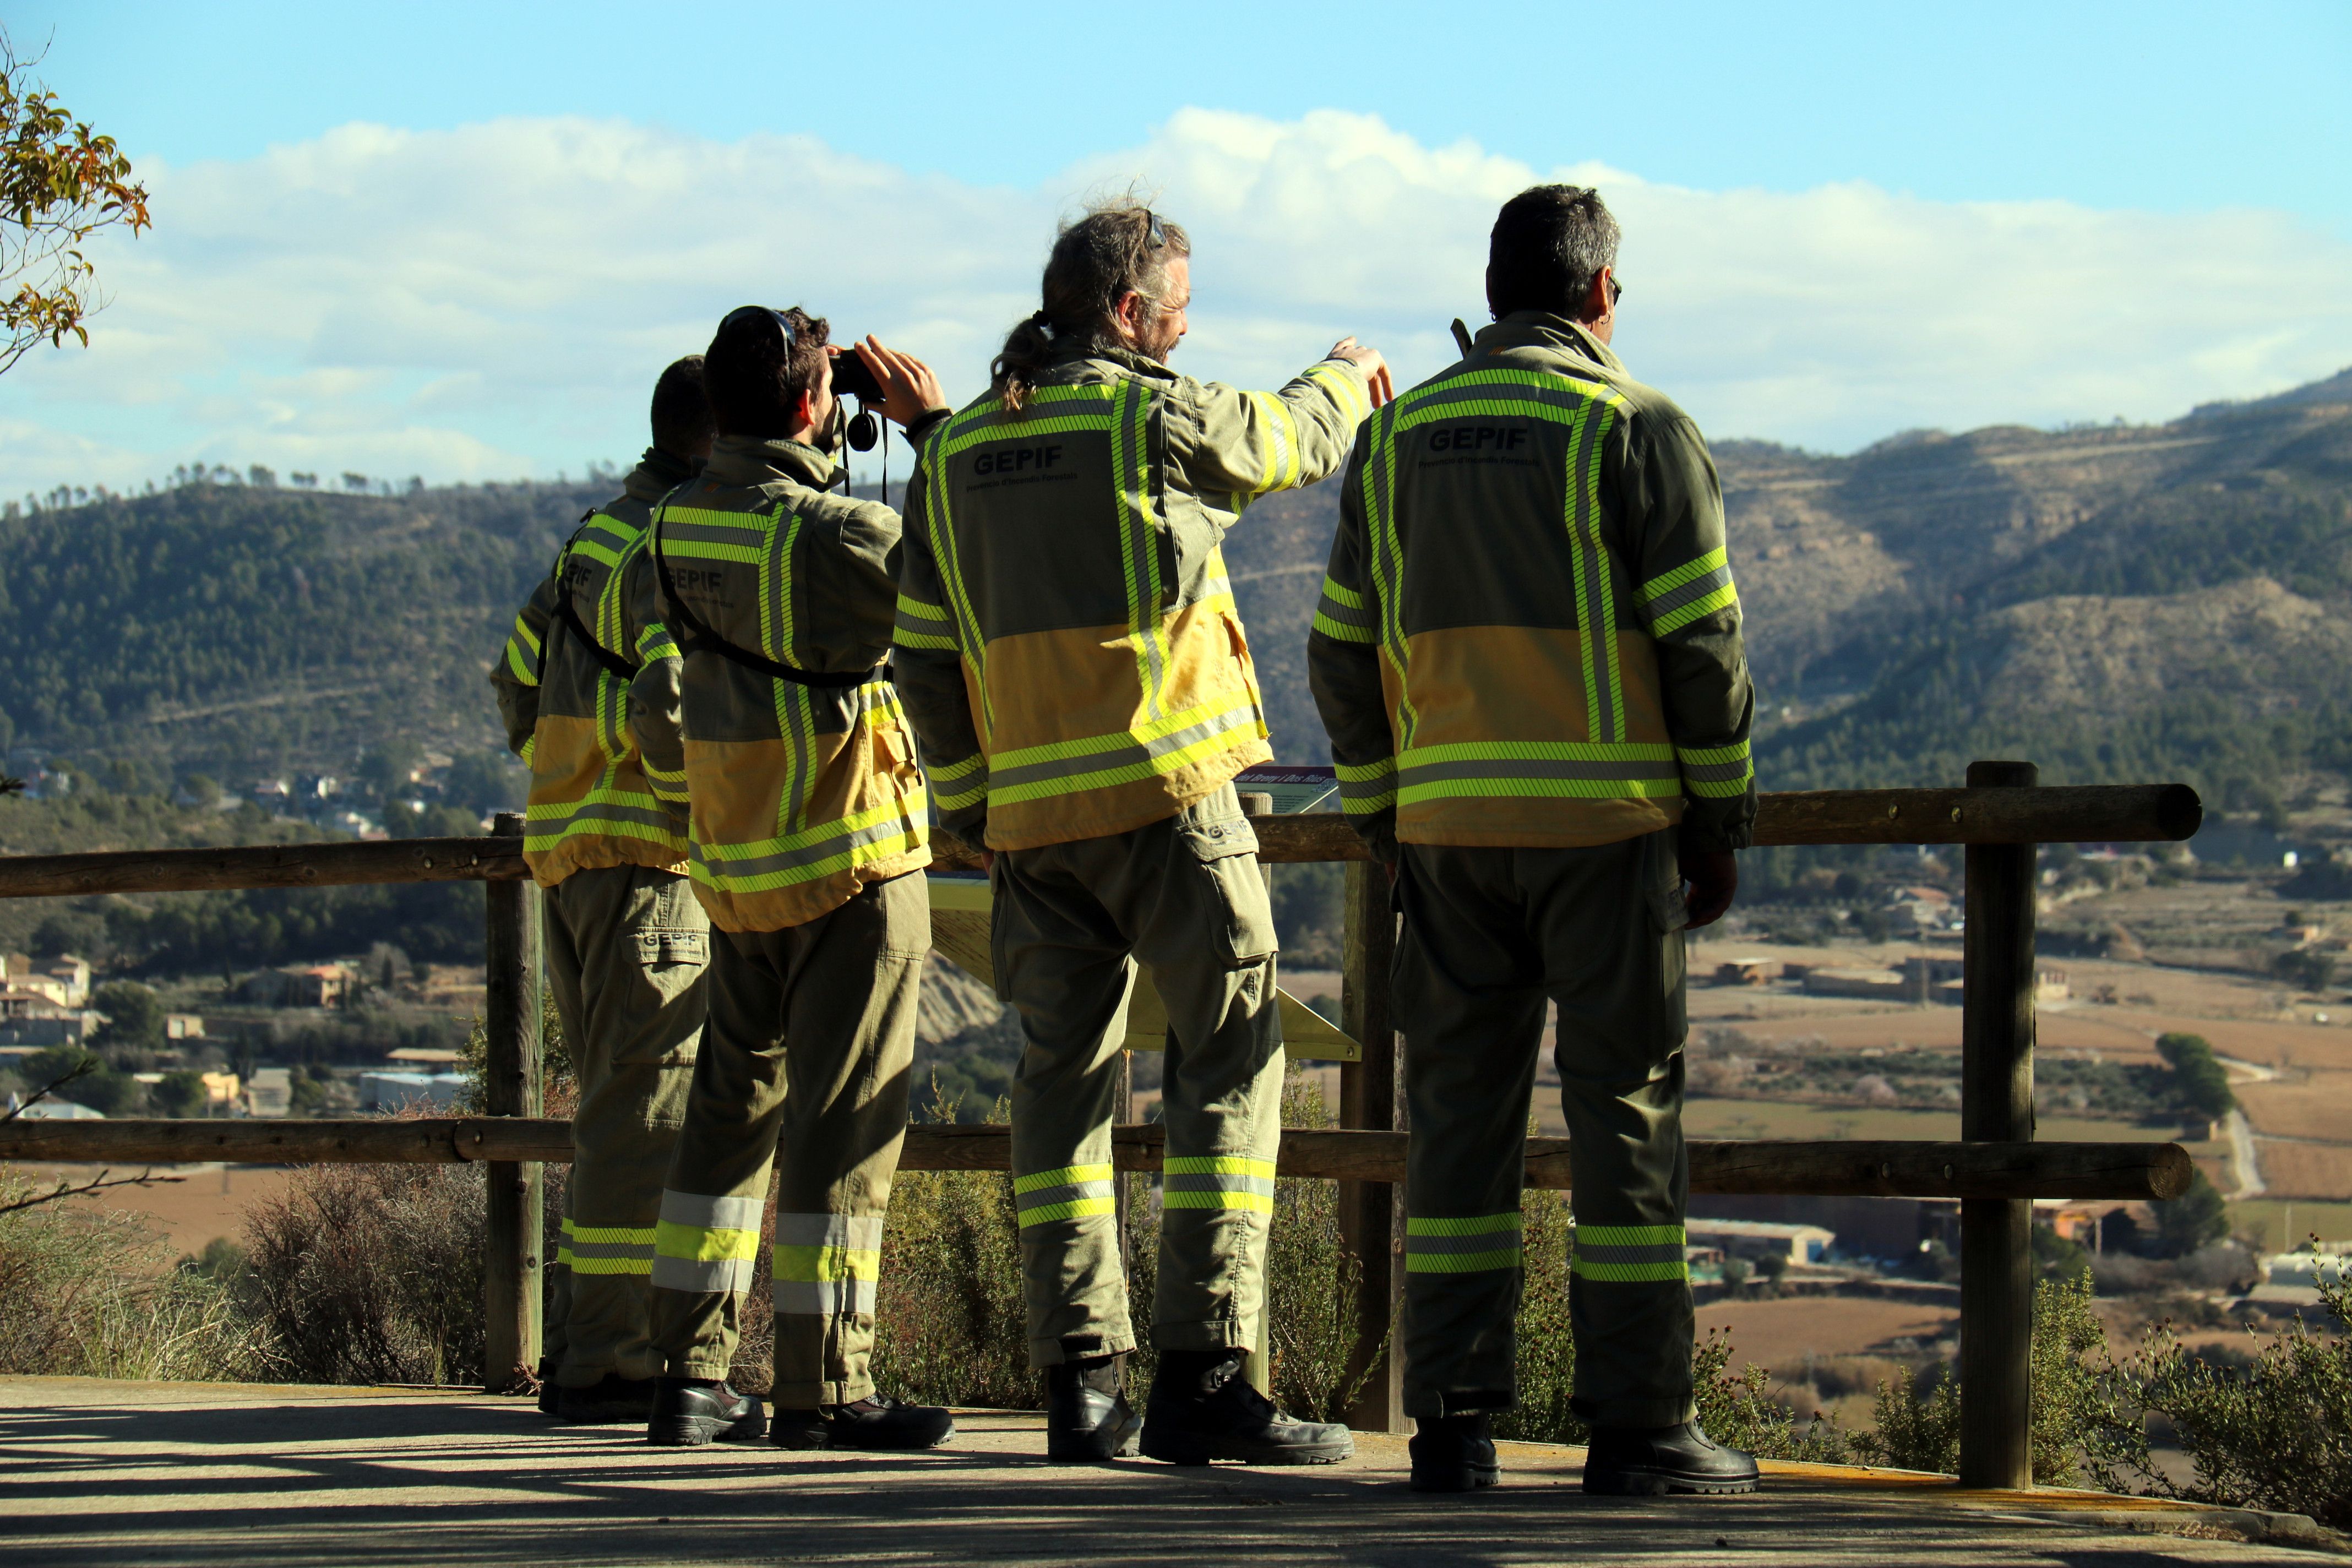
[
  {"xmin": 1678, "ymin": 797, "xmax": 1754, "ymax": 856},
  {"xmin": 1351, "ymin": 808, "xmax": 1400, "ymax": 865}
]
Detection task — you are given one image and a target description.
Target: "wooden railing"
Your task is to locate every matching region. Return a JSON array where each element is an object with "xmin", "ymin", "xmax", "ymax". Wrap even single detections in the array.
[{"xmin": 0, "ymin": 770, "xmax": 2202, "ymax": 1490}]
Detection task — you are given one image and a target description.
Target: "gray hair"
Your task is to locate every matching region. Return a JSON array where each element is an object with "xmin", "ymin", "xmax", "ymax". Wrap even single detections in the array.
[{"xmin": 1487, "ymin": 184, "xmax": 1620, "ymax": 318}]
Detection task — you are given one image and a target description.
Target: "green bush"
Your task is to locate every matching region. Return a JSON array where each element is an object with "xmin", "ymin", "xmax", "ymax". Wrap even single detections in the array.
[
  {"xmin": 20, "ymin": 1047, "xmax": 144, "ymax": 1115},
  {"xmin": 2093, "ymin": 1273, "xmax": 2352, "ymax": 1529},
  {"xmin": 2153, "ymin": 1172, "xmax": 2232, "ymax": 1259},
  {"xmin": 1493, "ymin": 1186, "xmax": 1581, "ymax": 1444},
  {"xmin": 150, "ymin": 1069, "xmax": 211, "ymax": 1118},
  {"xmin": 90, "ymin": 979, "xmax": 165, "ymax": 1055},
  {"xmin": 2155, "ymin": 1033, "xmax": 2235, "ymax": 1122},
  {"xmin": 1850, "ymin": 1273, "xmax": 2126, "ymax": 1483}
]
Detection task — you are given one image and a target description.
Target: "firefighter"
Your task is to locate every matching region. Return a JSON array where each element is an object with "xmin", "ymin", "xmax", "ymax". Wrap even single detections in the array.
[
  {"xmin": 631, "ymin": 306, "xmax": 955, "ymax": 1452},
  {"xmin": 895, "ymin": 199, "xmax": 1392, "ymax": 1464},
  {"xmin": 1309, "ymin": 184, "xmax": 1762, "ymax": 1496},
  {"xmin": 493, "ymin": 355, "xmax": 715, "ymax": 1424}
]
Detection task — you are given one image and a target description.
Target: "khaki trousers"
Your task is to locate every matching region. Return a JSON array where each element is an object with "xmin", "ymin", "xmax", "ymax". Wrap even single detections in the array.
[
  {"xmin": 993, "ymin": 783, "xmax": 1284, "ymax": 1368},
  {"xmin": 542, "ymin": 864, "xmax": 709, "ymax": 1386},
  {"xmin": 648, "ymin": 872, "xmax": 927, "ymax": 1408},
  {"xmin": 1393, "ymin": 829, "xmax": 1696, "ymax": 1429}
]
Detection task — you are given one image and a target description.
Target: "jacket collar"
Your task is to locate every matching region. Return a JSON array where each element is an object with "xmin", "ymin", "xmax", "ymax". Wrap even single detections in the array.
[
  {"xmin": 623, "ymin": 446, "xmax": 699, "ymax": 503},
  {"xmin": 702, "ymin": 434, "xmax": 836, "ymax": 489},
  {"xmin": 1473, "ymin": 311, "xmax": 1628, "ymax": 375},
  {"xmin": 1044, "ymin": 333, "xmax": 1179, "ymax": 385}
]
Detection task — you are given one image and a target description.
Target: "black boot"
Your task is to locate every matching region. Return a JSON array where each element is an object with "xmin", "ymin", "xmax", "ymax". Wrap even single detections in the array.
[
  {"xmin": 534, "ymin": 1357, "xmax": 561, "ymax": 1419},
  {"xmin": 1045, "ymin": 1354, "xmax": 1140, "ymax": 1462},
  {"xmin": 553, "ymin": 1374, "xmax": 660, "ymax": 1425},
  {"xmin": 770, "ymin": 1395, "xmax": 955, "ymax": 1451},
  {"xmin": 1582, "ymin": 1422, "xmax": 1759, "ymax": 1495},
  {"xmin": 646, "ymin": 1378, "xmax": 769, "ymax": 1446},
  {"xmin": 1410, "ymin": 1412, "xmax": 1500, "ymax": 1492},
  {"xmin": 1139, "ymin": 1349, "xmax": 1354, "ymax": 1467}
]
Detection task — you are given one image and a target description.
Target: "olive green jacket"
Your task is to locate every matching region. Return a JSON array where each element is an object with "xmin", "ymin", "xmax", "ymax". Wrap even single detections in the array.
[
  {"xmin": 896, "ymin": 337, "xmax": 1372, "ymax": 851},
  {"xmin": 629, "ymin": 436, "xmax": 930, "ymax": 932},
  {"xmin": 492, "ymin": 448, "xmax": 696, "ymax": 886},
  {"xmin": 1308, "ymin": 313, "xmax": 1755, "ymax": 856}
]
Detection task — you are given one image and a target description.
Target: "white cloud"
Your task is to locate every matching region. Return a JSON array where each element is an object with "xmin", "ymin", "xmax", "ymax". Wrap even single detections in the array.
[{"xmin": 4, "ymin": 107, "xmax": 2350, "ymax": 496}]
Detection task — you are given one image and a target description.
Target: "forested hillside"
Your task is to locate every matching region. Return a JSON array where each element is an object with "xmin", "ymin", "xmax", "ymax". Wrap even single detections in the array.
[
  {"xmin": 4, "ymin": 367, "xmax": 2349, "ymax": 814},
  {"xmin": 0, "ymin": 477, "xmax": 600, "ymax": 780}
]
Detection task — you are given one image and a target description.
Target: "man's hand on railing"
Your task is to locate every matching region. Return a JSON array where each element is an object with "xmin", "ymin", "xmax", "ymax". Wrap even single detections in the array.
[{"xmin": 1681, "ymin": 848, "xmax": 1738, "ymax": 930}]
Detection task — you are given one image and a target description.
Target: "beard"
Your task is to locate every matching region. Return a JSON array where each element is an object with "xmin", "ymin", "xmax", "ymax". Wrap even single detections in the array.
[{"xmin": 1134, "ymin": 308, "xmax": 1183, "ymax": 364}]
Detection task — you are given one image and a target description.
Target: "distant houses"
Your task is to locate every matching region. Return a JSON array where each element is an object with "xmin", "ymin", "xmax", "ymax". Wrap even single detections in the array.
[{"xmin": 235, "ymin": 963, "xmax": 354, "ymax": 1008}]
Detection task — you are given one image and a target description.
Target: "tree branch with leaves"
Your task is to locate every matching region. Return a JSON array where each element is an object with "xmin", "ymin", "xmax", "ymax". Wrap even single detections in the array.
[{"xmin": 0, "ymin": 28, "xmax": 150, "ymax": 375}]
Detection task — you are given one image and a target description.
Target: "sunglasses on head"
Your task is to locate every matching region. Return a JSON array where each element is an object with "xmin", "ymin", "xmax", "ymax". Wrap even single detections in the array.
[{"xmin": 1144, "ymin": 210, "xmax": 1167, "ymax": 250}]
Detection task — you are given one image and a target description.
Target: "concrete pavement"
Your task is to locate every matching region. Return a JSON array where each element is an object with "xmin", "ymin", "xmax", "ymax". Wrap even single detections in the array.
[{"xmin": 1, "ymin": 1376, "xmax": 2340, "ymax": 1566}]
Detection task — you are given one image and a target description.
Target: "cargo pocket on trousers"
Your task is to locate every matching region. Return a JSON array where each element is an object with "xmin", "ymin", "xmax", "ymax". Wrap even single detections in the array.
[
  {"xmin": 1644, "ymin": 857, "xmax": 1689, "ymax": 1049},
  {"xmin": 1178, "ymin": 808, "xmax": 1278, "ymax": 968},
  {"xmin": 629, "ymin": 925, "xmax": 710, "ymax": 1029}
]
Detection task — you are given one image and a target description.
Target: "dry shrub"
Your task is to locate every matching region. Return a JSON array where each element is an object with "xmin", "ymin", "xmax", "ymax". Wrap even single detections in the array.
[
  {"xmin": 242, "ymin": 1162, "xmax": 484, "ymax": 1385},
  {"xmin": 863, "ymin": 1067, "xmax": 1378, "ymax": 1415},
  {"xmin": 869, "ymin": 1085, "xmax": 1032, "ymax": 1408},
  {"xmin": 0, "ymin": 1170, "xmax": 256, "ymax": 1380},
  {"xmin": 1262, "ymin": 1068, "xmax": 1376, "ymax": 1421}
]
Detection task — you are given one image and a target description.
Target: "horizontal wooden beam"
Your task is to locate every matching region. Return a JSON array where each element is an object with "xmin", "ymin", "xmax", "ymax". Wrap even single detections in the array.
[
  {"xmin": 0, "ymin": 1119, "xmax": 2191, "ymax": 1200},
  {"xmin": 1749, "ymin": 784, "xmax": 2202, "ymax": 850},
  {"xmin": 0, "ymin": 836, "xmax": 527, "ymax": 900},
  {"xmin": 0, "ymin": 784, "xmax": 2201, "ymax": 900}
]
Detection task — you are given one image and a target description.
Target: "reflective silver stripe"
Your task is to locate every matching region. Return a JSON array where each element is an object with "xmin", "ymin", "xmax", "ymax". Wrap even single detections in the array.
[
  {"xmin": 1570, "ymin": 1240, "xmax": 1687, "ymax": 1266},
  {"xmin": 525, "ymin": 799, "xmax": 678, "ymax": 837},
  {"xmin": 1645, "ymin": 564, "xmax": 1734, "ymax": 625},
  {"xmin": 1397, "ymin": 755, "xmax": 1679, "ymax": 789},
  {"xmin": 1406, "ymin": 1231, "xmax": 1525, "ymax": 1255},
  {"xmin": 774, "ymin": 1277, "xmax": 879, "ymax": 1316},
  {"xmin": 772, "ymin": 1213, "xmax": 885, "ymax": 1250},
  {"xmin": 985, "ymin": 702, "xmax": 1262, "ymax": 793},
  {"xmin": 689, "ymin": 810, "xmax": 919, "ymax": 883},
  {"xmin": 660, "ymin": 1191, "xmax": 764, "ymax": 1230},
  {"xmin": 1014, "ymin": 1179, "xmax": 1115, "ymax": 1213},
  {"xmin": 1163, "ymin": 1173, "xmax": 1276, "ymax": 1199},
  {"xmin": 1313, "ymin": 592, "xmax": 1376, "ymax": 631},
  {"xmin": 1678, "ymin": 754, "xmax": 1752, "ymax": 785},
  {"xmin": 651, "ymin": 1255, "xmax": 756, "ymax": 1293}
]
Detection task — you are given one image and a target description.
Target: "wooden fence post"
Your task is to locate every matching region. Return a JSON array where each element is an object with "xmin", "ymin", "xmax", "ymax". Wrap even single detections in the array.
[
  {"xmin": 482, "ymin": 811, "xmax": 543, "ymax": 1394},
  {"xmin": 1337, "ymin": 859, "xmax": 1403, "ymax": 1433},
  {"xmin": 1960, "ymin": 760, "xmax": 2038, "ymax": 1488}
]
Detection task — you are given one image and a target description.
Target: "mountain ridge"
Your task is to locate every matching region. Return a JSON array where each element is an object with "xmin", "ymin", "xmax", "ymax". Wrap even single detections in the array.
[{"xmin": 4, "ymin": 369, "xmax": 2348, "ymax": 813}]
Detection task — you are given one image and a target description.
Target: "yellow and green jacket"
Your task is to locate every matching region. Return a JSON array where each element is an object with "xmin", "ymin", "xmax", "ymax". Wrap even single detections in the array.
[
  {"xmin": 630, "ymin": 436, "xmax": 930, "ymax": 933},
  {"xmin": 896, "ymin": 339, "xmax": 1371, "ymax": 851},
  {"xmin": 1308, "ymin": 313, "xmax": 1755, "ymax": 855},
  {"xmin": 491, "ymin": 448, "xmax": 696, "ymax": 887}
]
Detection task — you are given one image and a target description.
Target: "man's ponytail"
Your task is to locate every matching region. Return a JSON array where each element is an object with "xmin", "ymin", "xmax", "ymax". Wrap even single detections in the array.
[{"xmin": 991, "ymin": 310, "xmax": 1058, "ymax": 413}]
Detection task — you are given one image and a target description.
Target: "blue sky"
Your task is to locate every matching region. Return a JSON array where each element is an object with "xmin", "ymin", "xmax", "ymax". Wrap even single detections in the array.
[{"xmin": 4, "ymin": 2, "xmax": 2349, "ymax": 492}]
